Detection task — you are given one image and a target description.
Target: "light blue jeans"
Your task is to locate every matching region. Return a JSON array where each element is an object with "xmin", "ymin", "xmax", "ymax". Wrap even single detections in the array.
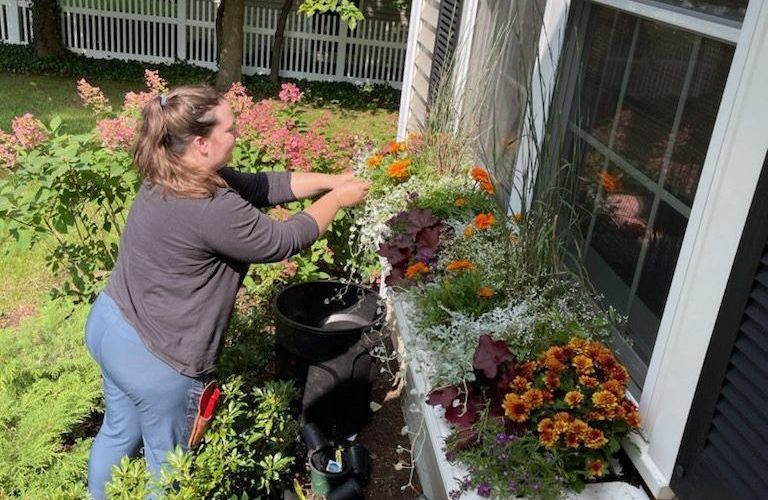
[{"xmin": 85, "ymin": 292, "xmax": 210, "ymax": 500}]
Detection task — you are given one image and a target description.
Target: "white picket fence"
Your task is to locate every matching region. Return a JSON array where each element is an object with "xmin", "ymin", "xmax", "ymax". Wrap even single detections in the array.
[{"xmin": 0, "ymin": 0, "xmax": 408, "ymax": 88}]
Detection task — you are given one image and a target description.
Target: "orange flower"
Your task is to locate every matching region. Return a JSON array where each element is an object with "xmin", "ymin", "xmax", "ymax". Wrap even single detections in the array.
[
  {"xmin": 387, "ymin": 158, "xmax": 411, "ymax": 180},
  {"xmin": 626, "ymin": 410, "xmax": 642, "ymax": 429},
  {"xmin": 503, "ymin": 393, "xmax": 529, "ymax": 423},
  {"xmin": 599, "ymin": 171, "xmax": 621, "ymax": 193},
  {"xmin": 611, "ymin": 365, "xmax": 630, "ymax": 385},
  {"xmin": 602, "ymin": 379, "xmax": 625, "ymax": 397},
  {"xmin": 586, "ymin": 458, "xmax": 606, "ymax": 478},
  {"xmin": 463, "ymin": 225, "xmax": 475, "ymax": 238},
  {"xmin": 579, "ymin": 375, "xmax": 599, "ymax": 389},
  {"xmin": 511, "ymin": 376, "xmax": 531, "ymax": 392},
  {"xmin": 512, "ymin": 211, "xmax": 523, "ymax": 223},
  {"xmin": 542, "ymin": 347, "xmax": 567, "ymax": 373},
  {"xmin": 521, "ymin": 388, "xmax": 544, "ymax": 410},
  {"xmin": 473, "ymin": 213, "xmax": 496, "ymax": 230},
  {"xmin": 569, "ymin": 419, "xmax": 589, "ymax": 439},
  {"xmin": 537, "ymin": 418, "xmax": 559, "ymax": 448},
  {"xmin": 544, "ymin": 371, "xmax": 560, "ymax": 391},
  {"xmin": 567, "ymin": 337, "xmax": 588, "ymax": 354},
  {"xmin": 597, "ymin": 351, "xmax": 618, "ymax": 370},
  {"xmin": 516, "ymin": 362, "xmax": 537, "ymax": 380},
  {"xmin": 454, "ymin": 197, "xmax": 467, "ymax": 207},
  {"xmin": 565, "ymin": 390, "xmax": 584, "ymax": 408},
  {"xmin": 405, "ymin": 261, "xmax": 429, "ymax": 279},
  {"xmin": 446, "ymin": 259, "xmax": 475, "ymax": 272},
  {"xmin": 367, "ymin": 154, "xmax": 384, "ymax": 168},
  {"xmin": 554, "ymin": 412, "xmax": 572, "ymax": 433},
  {"xmin": 584, "ymin": 427, "xmax": 608, "ymax": 449},
  {"xmin": 572, "ymin": 354, "xmax": 595, "ymax": 375},
  {"xmin": 470, "ymin": 166, "xmax": 490, "ymax": 183},
  {"xmin": 564, "ymin": 431, "xmax": 581, "ymax": 448},
  {"xmin": 476, "ymin": 287, "xmax": 495, "ymax": 298},
  {"xmin": 380, "ymin": 140, "xmax": 404, "ymax": 155}
]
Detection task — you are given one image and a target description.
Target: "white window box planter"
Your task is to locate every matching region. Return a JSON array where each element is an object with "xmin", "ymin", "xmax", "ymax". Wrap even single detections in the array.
[{"xmin": 390, "ymin": 295, "xmax": 650, "ymax": 500}]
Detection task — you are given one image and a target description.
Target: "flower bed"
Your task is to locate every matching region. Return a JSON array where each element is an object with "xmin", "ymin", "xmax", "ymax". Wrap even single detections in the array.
[{"xmin": 351, "ymin": 135, "xmax": 652, "ymax": 499}]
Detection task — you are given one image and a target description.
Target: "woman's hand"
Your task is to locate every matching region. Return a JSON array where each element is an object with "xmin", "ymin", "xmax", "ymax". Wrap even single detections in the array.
[{"xmin": 330, "ymin": 179, "xmax": 370, "ymax": 208}]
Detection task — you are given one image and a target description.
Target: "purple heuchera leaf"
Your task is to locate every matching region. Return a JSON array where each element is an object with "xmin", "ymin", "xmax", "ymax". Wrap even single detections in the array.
[
  {"xmin": 406, "ymin": 208, "xmax": 440, "ymax": 235},
  {"xmin": 426, "ymin": 386, "xmax": 459, "ymax": 408},
  {"xmin": 377, "ymin": 243, "xmax": 410, "ymax": 266},
  {"xmin": 417, "ymin": 225, "xmax": 441, "ymax": 253},
  {"xmin": 473, "ymin": 334, "xmax": 514, "ymax": 379},
  {"xmin": 445, "ymin": 397, "xmax": 478, "ymax": 427}
]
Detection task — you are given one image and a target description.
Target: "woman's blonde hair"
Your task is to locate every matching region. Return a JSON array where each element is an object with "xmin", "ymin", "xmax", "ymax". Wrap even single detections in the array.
[{"xmin": 133, "ymin": 85, "xmax": 227, "ymax": 198}]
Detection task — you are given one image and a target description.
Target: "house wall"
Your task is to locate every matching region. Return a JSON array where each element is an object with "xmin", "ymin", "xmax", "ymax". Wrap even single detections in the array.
[{"xmin": 406, "ymin": 0, "xmax": 440, "ymax": 132}]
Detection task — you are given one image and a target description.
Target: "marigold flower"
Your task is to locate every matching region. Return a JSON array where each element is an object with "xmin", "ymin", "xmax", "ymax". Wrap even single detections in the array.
[
  {"xmin": 584, "ymin": 427, "xmax": 608, "ymax": 449},
  {"xmin": 565, "ymin": 390, "xmax": 584, "ymax": 408},
  {"xmin": 586, "ymin": 458, "xmax": 606, "ymax": 478},
  {"xmin": 579, "ymin": 375, "xmax": 600, "ymax": 389},
  {"xmin": 380, "ymin": 140, "xmax": 404, "ymax": 155},
  {"xmin": 387, "ymin": 158, "xmax": 411, "ymax": 180},
  {"xmin": 463, "ymin": 225, "xmax": 475, "ymax": 237},
  {"xmin": 502, "ymin": 393, "xmax": 529, "ymax": 423},
  {"xmin": 569, "ymin": 419, "xmax": 589, "ymax": 438},
  {"xmin": 405, "ymin": 261, "xmax": 429, "ymax": 279},
  {"xmin": 446, "ymin": 259, "xmax": 475, "ymax": 272},
  {"xmin": 454, "ymin": 197, "xmax": 467, "ymax": 207},
  {"xmin": 542, "ymin": 354, "xmax": 566, "ymax": 373},
  {"xmin": 516, "ymin": 362, "xmax": 537, "ymax": 380},
  {"xmin": 626, "ymin": 410, "xmax": 642, "ymax": 429},
  {"xmin": 554, "ymin": 412, "xmax": 572, "ymax": 433},
  {"xmin": 367, "ymin": 154, "xmax": 384, "ymax": 168},
  {"xmin": 521, "ymin": 388, "xmax": 544, "ymax": 410},
  {"xmin": 567, "ymin": 337, "xmax": 588, "ymax": 354},
  {"xmin": 599, "ymin": 171, "xmax": 621, "ymax": 193},
  {"xmin": 476, "ymin": 287, "xmax": 495, "ymax": 298},
  {"xmin": 611, "ymin": 365, "xmax": 630, "ymax": 385},
  {"xmin": 537, "ymin": 418, "xmax": 559, "ymax": 448},
  {"xmin": 597, "ymin": 351, "xmax": 618, "ymax": 370},
  {"xmin": 564, "ymin": 432, "xmax": 581, "ymax": 448},
  {"xmin": 602, "ymin": 379, "xmax": 625, "ymax": 397},
  {"xmin": 572, "ymin": 354, "xmax": 595, "ymax": 375},
  {"xmin": 473, "ymin": 213, "xmax": 496, "ymax": 230},
  {"xmin": 511, "ymin": 376, "xmax": 531, "ymax": 392},
  {"xmin": 544, "ymin": 371, "xmax": 560, "ymax": 391}
]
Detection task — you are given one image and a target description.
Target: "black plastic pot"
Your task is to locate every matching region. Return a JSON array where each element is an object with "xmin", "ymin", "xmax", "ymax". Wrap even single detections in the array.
[
  {"xmin": 346, "ymin": 444, "xmax": 370, "ymax": 484},
  {"xmin": 300, "ymin": 422, "xmax": 330, "ymax": 452},
  {"xmin": 327, "ymin": 477, "xmax": 364, "ymax": 500},
  {"xmin": 272, "ymin": 280, "xmax": 385, "ymax": 362}
]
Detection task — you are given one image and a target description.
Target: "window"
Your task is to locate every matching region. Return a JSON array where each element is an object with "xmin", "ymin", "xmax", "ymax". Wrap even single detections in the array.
[{"xmin": 564, "ymin": 1, "xmax": 739, "ymax": 388}]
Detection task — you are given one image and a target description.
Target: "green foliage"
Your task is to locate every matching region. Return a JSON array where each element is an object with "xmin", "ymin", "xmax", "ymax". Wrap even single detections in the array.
[
  {"xmin": 0, "ymin": 119, "xmax": 137, "ymax": 301},
  {"xmin": 0, "ymin": 43, "xmax": 400, "ymax": 110},
  {"xmin": 0, "ymin": 299, "xmax": 101, "ymax": 499},
  {"xmin": 449, "ymin": 416, "xmax": 570, "ymax": 500},
  {"xmin": 412, "ymin": 183, "xmax": 496, "ymax": 220},
  {"xmin": 415, "ymin": 270, "xmax": 503, "ymax": 328},
  {"xmin": 106, "ymin": 378, "xmax": 300, "ymax": 499},
  {"xmin": 298, "ymin": 0, "xmax": 365, "ymax": 30}
]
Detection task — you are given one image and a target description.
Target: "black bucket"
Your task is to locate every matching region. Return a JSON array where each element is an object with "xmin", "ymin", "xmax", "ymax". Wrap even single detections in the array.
[{"xmin": 272, "ymin": 280, "xmax": 386, "ymax": 362}]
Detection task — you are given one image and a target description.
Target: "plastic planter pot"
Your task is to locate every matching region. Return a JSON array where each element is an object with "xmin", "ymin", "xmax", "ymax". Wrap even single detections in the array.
[
  {"xmin": 272, "ymin": 280, "xmax": 385, "ymax": 362},
  {"xmin": 310, "ymin": 446, "xmax": 352, "ymax": 497}
]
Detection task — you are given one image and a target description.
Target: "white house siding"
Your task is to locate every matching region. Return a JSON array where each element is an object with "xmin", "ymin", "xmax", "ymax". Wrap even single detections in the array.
[{"xmin": 404, "ymin": 0, "xmax": 440, "ymax": 132}]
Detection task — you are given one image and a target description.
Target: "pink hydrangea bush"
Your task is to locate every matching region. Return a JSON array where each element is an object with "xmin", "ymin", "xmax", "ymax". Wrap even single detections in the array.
[
  {"xmin": 77, "ymin": 79, "xmax": 112, "ymax": 116},
  {"xmin": 97, "ymin": 116, "xmax": 139, "ymax": 152},
  {"xmin": 278, "ymin": 83, "xmax": 303, "ymax": 104},
  {"xmin": 0, "ymin": 130, "xmax": 18, "ymax": 169},
  {"xmin": 11, "ymin": 114, "xmax": 48, "ymax": 149}
]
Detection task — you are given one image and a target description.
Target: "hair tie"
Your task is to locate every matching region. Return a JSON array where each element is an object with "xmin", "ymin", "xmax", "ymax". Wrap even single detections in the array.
[{"xmin": 159, "ymin": 94, "xmax": 168, "ymax": 108}]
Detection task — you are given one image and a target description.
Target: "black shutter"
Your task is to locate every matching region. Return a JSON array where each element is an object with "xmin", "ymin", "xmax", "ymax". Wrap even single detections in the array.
[
  {"xmin": 672, "ymin": 154, "xmax": 768, "ymax": 500},
  {"xmin": 427, "ymin": 0, "xmax": 463, "ymax": 106}
]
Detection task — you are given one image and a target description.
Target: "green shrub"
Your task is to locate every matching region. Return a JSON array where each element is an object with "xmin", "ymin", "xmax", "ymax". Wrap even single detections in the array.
[{"xmin": 0, "ymin": 299, "xmax": 101, "ymax": 499}]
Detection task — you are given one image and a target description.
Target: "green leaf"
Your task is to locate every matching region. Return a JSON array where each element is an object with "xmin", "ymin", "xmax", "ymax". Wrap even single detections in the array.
[{"xmin": 49, "ymin": 115, "xmax": 62, "ymax": 132}]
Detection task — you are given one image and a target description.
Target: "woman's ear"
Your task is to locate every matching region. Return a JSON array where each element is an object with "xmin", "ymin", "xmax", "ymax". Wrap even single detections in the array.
[{"xmin": 191, "ymin": 135, "xmax": 209, "ymax": 157}]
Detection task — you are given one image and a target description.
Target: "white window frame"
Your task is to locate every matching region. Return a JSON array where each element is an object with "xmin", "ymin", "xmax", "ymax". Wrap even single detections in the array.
[{"xmin": 487, "ymin": 0, "xmax": 768, "ymax": 496}]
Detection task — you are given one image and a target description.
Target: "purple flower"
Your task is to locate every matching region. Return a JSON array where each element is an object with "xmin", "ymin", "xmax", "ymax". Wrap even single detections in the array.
[
  {"xmin": 508, "ymin": 480, "xmax": 519, "ymax": 494},
  {"xmin": 495, "ymin": 433, "xmax": 508, "ymax": 445},
  {"xmin": 477, "ymin": 483, "xmax": 492, "ymax": 497},
  {"xmin": 445, "ymin": 451, "xmax": 456, "ymax": 463}
]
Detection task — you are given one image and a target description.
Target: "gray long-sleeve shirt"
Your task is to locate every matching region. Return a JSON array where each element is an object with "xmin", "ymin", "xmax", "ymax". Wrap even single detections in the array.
[{"xmin": 105, "ymin": 167, "xmax": 319, "ymax": 376}]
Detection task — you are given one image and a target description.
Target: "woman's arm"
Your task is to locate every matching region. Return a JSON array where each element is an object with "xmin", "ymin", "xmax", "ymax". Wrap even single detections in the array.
[{"xmin": 290, "ymin": 172, "xmax": 355, "ymax": 199}]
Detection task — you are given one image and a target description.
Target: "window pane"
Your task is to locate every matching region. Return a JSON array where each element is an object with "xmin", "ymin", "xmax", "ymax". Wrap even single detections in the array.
[
  {"xmin": 652, "ymin": 0, "xmax": 748, "ymax": 23},
  {"xmin": 664, "ymin": 40, "xmax": 735, "ymax": 205}
]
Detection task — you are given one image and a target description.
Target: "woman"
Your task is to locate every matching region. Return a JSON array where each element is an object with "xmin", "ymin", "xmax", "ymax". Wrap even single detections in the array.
[{"xmin": 84, "ymin": 85, "xmax": 369, "ymax": 498}]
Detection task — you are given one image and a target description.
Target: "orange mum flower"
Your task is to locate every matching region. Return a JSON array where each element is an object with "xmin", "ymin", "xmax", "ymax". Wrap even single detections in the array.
[
  {"xmin": 380, "ymin": 140, "xmax": 404, "ymax": 155},
  {"xmin": 367, "ymin": 154, "xmax": 384, "ymax": 168},
  {"xmin": 542, "ymin": 354, "xmax": 566, "ymax": 373},
  {"xmin": 569, "ymin": 419, "xmax": 589, "ymax": 439},
  {"xmin": 387, "ymin": 158, "xmax": 411, "ymax": 180},
  {"xmin": 522, "ymin": 388, "xmax": 544, "ymax": 410},
  {"xmin": 564, "ymin": 431, "xmax": 581, "ymax": 448},
  {"xmin": 565, "ymin": 390, "xmax": 584, "ymax": 408},
  {"xmin": 586, "ymin": 458, "xmax": 606, "ymax": 478},
  {"xmin": 516, "ymin": 362, "xmax": 537, "ymax": 380},
  {"xmin": 463, "ymin": 225, "xmax": 475, "ymax": 238},
  {"xmin": 473, "ymin": 213, "xmax": 496, "ymax": 230},
  {"xmin": 626, "ymin": 410, "xmax": 642, "ymax": 429},
  {"xmin": 599, "ymin": 171, "xmax": 621, "ymax": 193},
  {"xmin": 602, "ymin": 379, "xmax": 625, "ymax": 397},
  {"xmin": 503, "ymin": 393, "xmax": 529, "ymax": 423},
  {"xmin": 544, "ymin": 371, "xmax": 561, "ymax": 391},
  {"xmin": 537, "ymin": 418, "xmax": 559, "ymax": 448},
  {"xmin": 511, "ymin": 376, "xmax": 531, "ymax": 392},
  {"xmin": 471, "ymin": 166, "xmax": 490, "ymax": 183},
  {"xmin": 446, "ymin": 259, "xmax": 475, "ymax": 272},
  {"xmin": 454, "ymin": 197, "xmax": 467, "ymax": 207},
  {"xmin": 404, "ymin": 261, "xmax": 429, "ymax": 279},
  {"xmin": 567, "ymin": 337, "xmax": 588, "ymax": 354},
  {"xmin": 554, "ymin": 412, "xmax": 572, "ymax": 433},
  {"xmin": 477, "ymin": 287, "xmax": 495, "ymax": 298},
  {"xmin": 584, "ymin": 427, "xmax": 608, "ymax": 449},
  {"xmin": 579, "ymin": 375, "xmax": 600, "ymax": 389},
  {"xmin": 611, "ymin": 366, "xmax": 630, "ymax": 385},
  {"xmin": 597, "ymin": 351, "xmax": 618, "ymax": 370},
  {"xmin": 572, "ymin": 354, "xmax": 595, "ymax": 375}
]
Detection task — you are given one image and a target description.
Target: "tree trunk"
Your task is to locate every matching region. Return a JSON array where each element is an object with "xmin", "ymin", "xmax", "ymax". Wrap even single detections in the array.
[
  {"xmin": 32, "ymin": 0, "xmax": 67, "ymax": 58},
  {"xmin": 214, "ymin": 0, "xmax": 245, "ymax": 92},
  {"xmin": 270, "ymin": 0, "xmax": 294, "ymax": 83}
]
